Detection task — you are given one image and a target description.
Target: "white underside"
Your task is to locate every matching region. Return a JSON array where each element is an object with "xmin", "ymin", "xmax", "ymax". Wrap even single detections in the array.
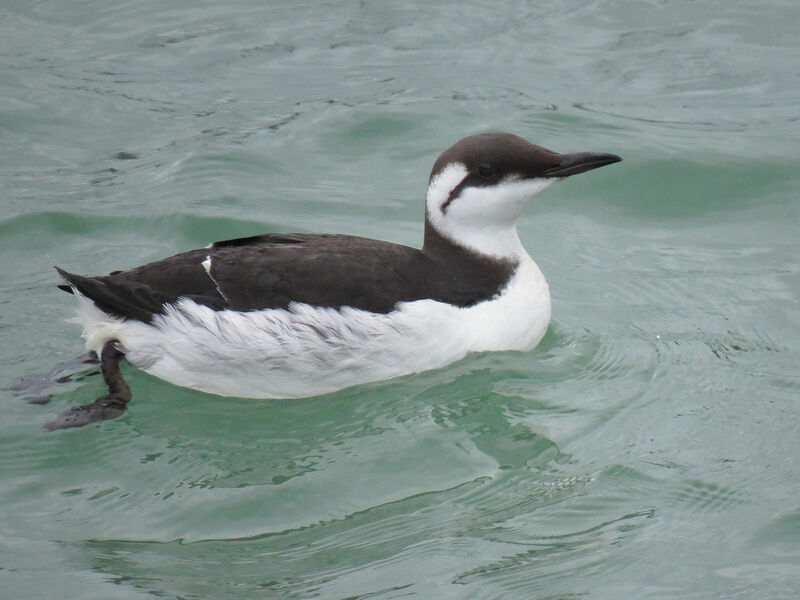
[{"xmin": 70, "ymin": 256, "xmax": 550, "ymax": 399}]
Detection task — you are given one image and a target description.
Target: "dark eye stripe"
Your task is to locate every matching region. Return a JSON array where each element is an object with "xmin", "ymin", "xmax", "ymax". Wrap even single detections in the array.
[
  {"xmin": 441, "ymin": 170, "xmax": 492, "ymax": 214},
  {"xmin": 441, "ymin": 179, "xmax": 468, "ymax": 214}
]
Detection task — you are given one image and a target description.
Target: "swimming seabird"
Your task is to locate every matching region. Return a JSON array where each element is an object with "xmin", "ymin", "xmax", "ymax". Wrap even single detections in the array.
[{"xmin": 49, "ymin": 132, "xmax": 621, "ymax": 429}]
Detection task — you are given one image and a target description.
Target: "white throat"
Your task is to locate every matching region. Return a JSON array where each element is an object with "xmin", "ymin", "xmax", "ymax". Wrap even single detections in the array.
[{"xmin": 425, "ymin": 163, "xmax": 555, "ymax": 259}]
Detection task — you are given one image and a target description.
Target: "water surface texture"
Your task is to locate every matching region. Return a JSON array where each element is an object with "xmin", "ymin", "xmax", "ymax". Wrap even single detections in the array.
[{"xmin": 2, "ymin": 1, "xmax": 799, "ymax": 598}]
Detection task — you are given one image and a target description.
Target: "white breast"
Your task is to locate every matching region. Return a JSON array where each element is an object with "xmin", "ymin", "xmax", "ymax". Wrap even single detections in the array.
[{"xmin": 70, "ymin": 256, "xmax": 550, "ymax": 399}]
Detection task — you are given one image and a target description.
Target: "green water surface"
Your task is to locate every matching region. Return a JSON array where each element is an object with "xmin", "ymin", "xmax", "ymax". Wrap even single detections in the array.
[{"xmin": 2, "ymin": 1, "xmax": 799, "ymax": 598}]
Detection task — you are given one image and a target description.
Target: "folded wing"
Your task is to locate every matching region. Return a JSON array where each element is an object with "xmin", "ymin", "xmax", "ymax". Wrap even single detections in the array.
[{"xmin": 57, "ymin": 234, "xmax": 432, "ymax": 322}]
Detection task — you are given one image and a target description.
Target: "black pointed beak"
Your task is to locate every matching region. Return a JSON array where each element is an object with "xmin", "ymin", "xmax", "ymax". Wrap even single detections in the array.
[{"xmin": 543, "ymin": 152, "xmax": 622, "ymax": 178}]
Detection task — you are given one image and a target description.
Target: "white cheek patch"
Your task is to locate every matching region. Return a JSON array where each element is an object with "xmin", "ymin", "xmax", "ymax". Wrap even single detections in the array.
[
  {"xmin": 426, "ymin": 163, "xmax": 469, "ymax": 218},
  {"xmin": 425, "ymin": 169, "xmax": 556, "ymax": 259},
  {"xmin": 503, "ymin": 177, "xmax": 556, "ymax": 198},
  {"xmin": 447, "ymin": 177, "xmax": 554, "ymax": 223}
]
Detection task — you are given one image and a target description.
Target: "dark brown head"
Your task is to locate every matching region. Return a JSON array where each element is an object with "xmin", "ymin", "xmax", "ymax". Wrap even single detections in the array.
[{"xmin": 424, "ymin": 133, "xmax": 621, "ymax": 257}]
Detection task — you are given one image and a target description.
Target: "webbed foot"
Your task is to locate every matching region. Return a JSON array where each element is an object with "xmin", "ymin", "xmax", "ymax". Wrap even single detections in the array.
[
  {"xmin": 45, "ymin": 341, "xmax": 131, "ymax": 431},
  {"xmin": 45, "ymin": 394, "xmax": 129, "ymax": 430}
]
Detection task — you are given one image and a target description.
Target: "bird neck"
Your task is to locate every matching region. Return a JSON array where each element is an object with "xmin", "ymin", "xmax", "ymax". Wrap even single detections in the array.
[
  {"xmin": 422, "ymin": 217, "xmax": 523, "ymax": 272},
  {"xmin": 423, "ymin": 213, "xmax": 527, "ymax": 263}
]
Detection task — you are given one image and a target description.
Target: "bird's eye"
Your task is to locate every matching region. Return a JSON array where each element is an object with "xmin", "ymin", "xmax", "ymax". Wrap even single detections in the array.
[{"xmin": 477, "ymin": 163, "xmax": 495, "ymax": 179}]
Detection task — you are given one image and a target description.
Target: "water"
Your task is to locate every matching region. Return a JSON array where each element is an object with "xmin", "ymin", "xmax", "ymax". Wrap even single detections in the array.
[{"xmin": 2, "ymin": 0, "xmax": 799, "ymax": 597}]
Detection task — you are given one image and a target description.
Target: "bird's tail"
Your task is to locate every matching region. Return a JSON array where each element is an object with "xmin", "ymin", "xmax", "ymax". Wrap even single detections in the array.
[{"xmin": 55, "ymin": 267, "xmax": 165, "ymax": 323}]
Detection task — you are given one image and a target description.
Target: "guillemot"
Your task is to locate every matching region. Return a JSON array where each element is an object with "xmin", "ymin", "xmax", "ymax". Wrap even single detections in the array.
[{"xmin": 49, "ymin": 133, "xmax": 620, "ymax": 429}]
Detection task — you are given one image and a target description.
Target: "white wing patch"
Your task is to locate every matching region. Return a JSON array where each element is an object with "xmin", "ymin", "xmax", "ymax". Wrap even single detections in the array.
[{"xmin": 201, "ymin": 255, "xmax": 229, "ymax": 303}]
